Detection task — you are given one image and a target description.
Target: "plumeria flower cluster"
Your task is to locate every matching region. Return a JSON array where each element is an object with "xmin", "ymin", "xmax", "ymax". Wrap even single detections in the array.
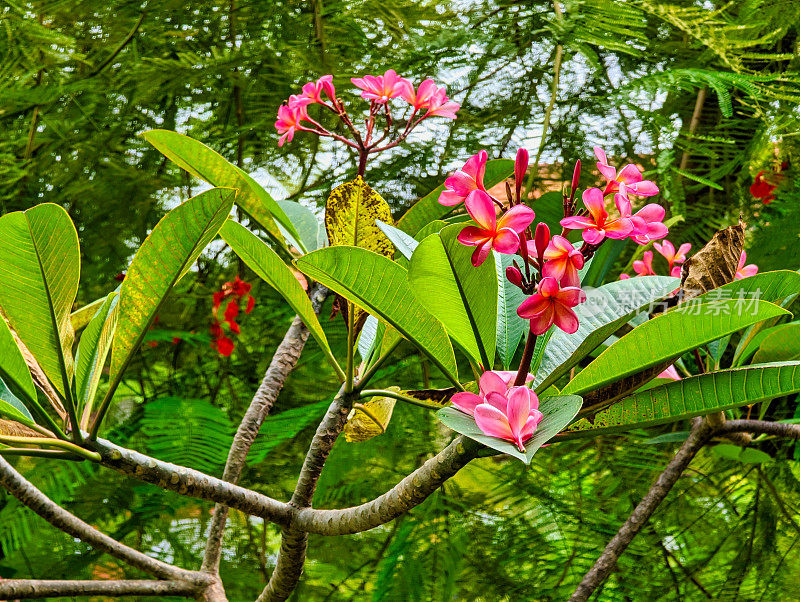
[
  {"xmin": 439, "ymin": 146, "xmax": 669, "ymax": 338},
  {"xmin": 210, "ymin": 275, "xmax": 256, "ymax": 357},
  {"xmin": 620, "ymin": 239, "xmax": 692, "ymax": 280},
  {"xmin": 275, "ymin": 70, "xmax": 459, "ymax": 172}
]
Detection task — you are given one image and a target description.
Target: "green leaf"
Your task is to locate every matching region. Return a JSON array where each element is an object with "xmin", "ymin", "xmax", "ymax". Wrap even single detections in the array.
[
  {"xmin": 580, "ymin": 238, "xmax": 628, "ymax": 288},
  {"xmin": 752, "ymin": 323, "xmax": 800, "ymax": 364},
  {"xmin": 565, "ymin": 362, "xmax": 800, "ymax": 437},
  {"xmin": 0, "ymin": 317, "xmax": 36, "ymax": 406},
  {"xmin": 220, "ymin": 220, "xmax": 343, "ymax": 379},
  {"xmin": 110, "ymin": 188, "xmax": 236, "ymax": 383},
  {"xmin": 408, "ymin": 224, "xmax": 497, "ymax": 368},
  {"xmin": 524, "ymin": 191, "xmax": 565, "ymax": 232},
  {"xmin": 74, "ymin": 292, "xmax": 119, "ymax": 418},
  {"xmin": 396, "ymin": 159, "xmax": 514, "ymax": 235},
  {"xmin": 296, "ymin": 246, "xmax": 459, "ymax": 384},
  {"xmin": 0, "ymin": 376, "xmax": 34, "ymax": 424},
  {"xmin": 495, "ymin": 252, "xmax": 527, "ymax": 369},
  {"xmin": 564, "ymin": 299, "xmax": 791, "ymax": 396},
  {"xmin": 325, "ymin": 176, "xmax": 394, "ymax": 258},
  {"xmin": 70, "ymin": 297, "xmax": 106, "ymax": 332},
  {"xmin": 0, "ymin": 203, "xmax": 80, "ymax": 399},
  {"xmin": 692, "ymin": 270, "xmax": 800, "ymax": 307},
  {"xmin": 436, "ymin": 395, "xmax": 582, "ymax": 464},
  {"xmin": 142, "ymin": 129, "xmax": 296, "ymax": 244},
  {"xmin": 711, "ymin": 444, "xmax": 772, "ymax": 464},
  {"xmin": 376, "ymin": 220, "xmax": 418, "ymax": 260},
  {"xmin": 534, "ymin": 276, "xmax": 680, "ymax": 392},
  {"xmin": 275, "ymin": 200, "xmax": 326, "ymax": 253}
]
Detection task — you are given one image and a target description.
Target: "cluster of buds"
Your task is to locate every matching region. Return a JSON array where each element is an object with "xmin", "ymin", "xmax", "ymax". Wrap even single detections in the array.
[
  {"xmin": 210, "ymin": 276, "xmax": 255, "ymax": 357},
  {"xmin": 440, "ymin": 146, "xmax": 669, "ymax": 337},
  {"xmin": 275, "ymin": 70, "xmax": 459, "ymax": 173}
]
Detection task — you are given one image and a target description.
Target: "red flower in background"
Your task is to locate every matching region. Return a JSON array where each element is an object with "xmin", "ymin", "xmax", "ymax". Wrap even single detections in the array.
[
  {"xmin": 210, "ymin": 275, "xmax": 256, "ymax": 357},
  {"xmin": 750, "ymin": 162, "xmax": 788, "ymax": 204}
]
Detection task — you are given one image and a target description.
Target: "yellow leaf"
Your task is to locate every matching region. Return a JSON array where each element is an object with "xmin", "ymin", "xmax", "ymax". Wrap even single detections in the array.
[
  {"xmin": 325, "ymin": 176, "xmax": 395, "ymax": 257},
  {"xmin": 344, "ymin": 387, "xmax": 399, "ymax": 442}
]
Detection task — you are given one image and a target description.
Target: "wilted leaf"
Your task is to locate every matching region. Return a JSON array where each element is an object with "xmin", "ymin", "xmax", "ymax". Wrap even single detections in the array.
[
  {"xmin": 402, "ymin": 387, "xmax": 459, "ymax": 407},
  {"xmin": 680, "ymin": 222, "xmax": 744, "ymax": 300},
  {"xmin": 344, "ymin": 388, "xmax": 399, "ymax": 442},
  {"xmin": 325, "ymin": 176, "xmax": 394, "ymax": 257}
]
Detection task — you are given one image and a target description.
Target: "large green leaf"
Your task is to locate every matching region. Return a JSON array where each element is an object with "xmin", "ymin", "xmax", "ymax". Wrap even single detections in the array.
[
  {"xmin": 275, "ymin": 200, "xmax": 326, "ymax": 253},
  {"xmin": 142, "ymin": 129, "xmax": 296, "ymax": 245},
  {"xmin": 220, "ymin": 220, "xmax": 342, "ymax": 379},
  {"xmin": 408, "ymin": 224, "xmax": 497, "ymax": 368},
  {"xmin": 0, "ymin": 376, "xmax": 35, "ymax": 427},
  {"xmin": 437, "ymin": 395, "xmax": 582, "ymax": 464},
  {"xmin": 495, "ymin": 252, "xmax": 527, "ymax": 369},
  {"xmin": 0, "ymin": 318, "xmax": 36, "ymax": 406},
  {"xmin": 110, "ymin": 188, "xmax": 236, "ymax": 383},
  {"xmin": 564, "ymin": 362, "xmax": 800, "ymax": 437},
  {"xmin": 563, "ymin": 299, "xmax": 791, "ymax": 396},
  {"xmin": 690, "ymin": 270, "xmax": 800, "ymax": 306},
  {"xmin": 396, "ymin": 159, "xmax": 514, "ymax": 235},
  {"xmin": 70, "ymin": 297, "xmax": 106, "ymax": 332},
  {"xmin": 752, "ymin": 323, "xmax": 800, "ymax": 364},
  {"xmin": 296, "ymin": 246, "xmax": 459, "ymax": 384},
  {"xmin": 534, "ymin": 276, "xmax": 680, "ymax": 392},
  {"xmin": 74, "ymin": 291, "xmax": 119, "ymax": 421},
  {"xmin": 0, "ymin": 203, "xmax": 79, "ymax": 398}
]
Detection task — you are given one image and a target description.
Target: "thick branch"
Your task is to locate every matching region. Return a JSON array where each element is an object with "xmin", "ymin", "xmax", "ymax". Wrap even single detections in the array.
[
  {"xmin": 202, "ymin": 285, "xmax": 327, "ymax": 573},
  {"xmin": 0, "ymin": 580, "xmax": 197, "ymax": 599},
  {"xmin": 719, "ymin": 420, "xmax": 800, "ymax": 439},
  {"xmin": 293, "ymin": 436, "xmax": 478, "ymax": 535},
  {"xmin": 94, "ymin": 438, "xmax": 292, "ymax": 526},
  {"xmin": 569, "ymin": 419, "xmax": 714, "ymax": 602},
  {"xmin": 0, "ymin": 456, "xmax": 210, "ymax": 587}
]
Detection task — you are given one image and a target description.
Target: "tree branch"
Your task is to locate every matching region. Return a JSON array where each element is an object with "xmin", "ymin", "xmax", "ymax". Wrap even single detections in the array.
[
  {"xmin": 568, "ymin": 419, "xmax": 715, "ymax": 602},
  {"xmin": 0, "ymin": 579, "xmax": 198, "ymax": 599},
  {"xmin": 718, "ymin": 420, "xmax": 800, "ymax": 440},
  {"xmin": 202, "ymin": 285, "xmax": 328, "ymax": 573},
  {"xmin": 0, "ymin": 456, "xmax": 211, "ymax": 587}
]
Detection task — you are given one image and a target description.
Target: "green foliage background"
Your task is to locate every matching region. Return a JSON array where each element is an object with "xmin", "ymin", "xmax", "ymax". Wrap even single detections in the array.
[{"xmin": 1, "ymin": 0, "xmax": 799, "ymax": 600}]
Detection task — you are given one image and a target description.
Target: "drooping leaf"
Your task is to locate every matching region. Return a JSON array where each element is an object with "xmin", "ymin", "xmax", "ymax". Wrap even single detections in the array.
[
  {"xmin": 142, "ymin": 129, "xmax": 296, "ymax": 244},
  {"xmin": 495, "ymin": 252, "xmax": 527, "ymax": 369},
  {"xmin": 0, "ymin": 376, "xmax": 34, "ymax": 425},
  {"xmin": 220, "ymin": 220, "xmax": 342, "ymax": 378},
  {"xmin": 74, "ymin": 291, "xmax": 119, "ymax": 422},
  {"xmin": 376, "ymin": 219, "xmax": 418, "ymax": 260},
  {"xmin": 396, "ymin": 159, "xmax": 514, "ymax": 235},
  {"xmin": 0, "ymin": 203, "xmax": 80, "ymax": 398},
  {"xmin": 343, "ymin": 388, "xmax": 399, "ymax": 442},
  {"xmin": 563, "ymin": 300, "xmax": 791, "ymax": 397},
  {"xmin": 437, "ymin": 395, "xmax": 582, "ymax": 464},
  {"xmin": 325, "ymin": 176, "xmax": 394, "ymax": 258},
  {"xmin": 110, "ymin": 188, "xmax": 236, "ymax": 383},
  {"xmin": 0, "ymin": 318, "xmax": 36, "ymax": 407},
  {"xmin": 296, "ymin": 246, "xmax": 459, "ymax": 384},
  {"xmin": 534, "ymin": 276, "xmax": 680, "ymax": 392},
  {"xmin": 275, "ymin": 199, "xmax": 326, "ymax": 253},
  {"xmin": 408, "ymin": 224, "xmax": 497, "ymax": 368},
  {"xmin": 564, "ymin": 362, "xmax": 800, "ymax": 437},
  {"xmin": 679, "ymin": 222, "xmax": 744, "ymax": 300}
]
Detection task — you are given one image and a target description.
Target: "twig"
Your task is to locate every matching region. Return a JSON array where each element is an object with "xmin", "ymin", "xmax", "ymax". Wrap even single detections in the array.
[
  {"xmin": 0, "ymin": 579, "xmax": 199, "ymax": 599},
  {"xmin": 201, "ymin": 285, "xmax": 328, "ymax": 573},
  {"xmin": 568, "ymin": 418, "xmax": 714, "ymax": 602},
  {"xmin": 88, "ymin": 12, "xmax": 146, "ymax": 77}
]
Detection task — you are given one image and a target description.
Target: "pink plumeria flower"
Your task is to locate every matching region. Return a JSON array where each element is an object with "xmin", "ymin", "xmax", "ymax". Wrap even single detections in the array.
[
  {"xmin": 658, "ymin": 365, "xmax": 681, "ymax": 381},
  {"xmin": 542, "ymin": 235, "xmax": 585, "ymax": 288},
  {"xmin": 632, "ymin": 251, "xmax": 656, "ymax": 276},
  {"xmin": 451, "ymin": 371, "xmax": 526, "ymax": 416},
  {"xmin": 288, "ymin": 75, "xmax": 335, "ymax": 109},
  {"xmin": 594, "ymin": 146, "xmax": 659, "ymax": 199},
  {"xmin": 400, "ymin": 78, "xmax": 438, "ymax": 110},
  {"xmin": 275, "ymin": 105, "xmax": 310, "ymax": 147},
  {"xmin": 734, "ymin": 250, "xmax": 758, "ymax": 280},
  {"xmin": 654, "ymin": 240, "xmax": 691, "ymax": 269},
  {"xmin": 561, "ymin": 187, "xmax": 634, "ymax": 245},
  {"xmin": 425, "ymin": 86, "xmax": 460, "ymax": 119},
  {"xmin": 351, "ymin": 69, "xmax": 408, "ymax": 103},
  {"xmin": 670, "ymin": 265, "xmax": 682, "ymax": 278},
  {"xmin": 474, "ymin": 386, "xmax": 544, "ymax": 453},
  {"xmin": 629, "ymin": 204, "xmax": 669, "ymax": 245},
  {"xmin": 517, "ymin": 277, "xmax": 587, "ymax": 335},
  {"xmin": 438, "ymin": 151, "xmax": 488, "ymax": 206},
  {"xmin": 457, "ymin": 190, "xmax": 535, "ymax": 267}
]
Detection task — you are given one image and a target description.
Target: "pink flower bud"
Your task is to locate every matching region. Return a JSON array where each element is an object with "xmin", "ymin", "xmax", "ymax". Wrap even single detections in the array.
[
  {"xmin": 515, "ymin": 148, "xmax": 529, "ymax": 200},
  {"xmin": 534, "ymin": 222, "xmax": 550, "ymax": 261},
  {"xmin": 571, "ymin": 159, "xmax": 581, "ymax": 198},
  {"xmin": 506, "ymin": 265, "xmax": 523, "ymax": 288}
]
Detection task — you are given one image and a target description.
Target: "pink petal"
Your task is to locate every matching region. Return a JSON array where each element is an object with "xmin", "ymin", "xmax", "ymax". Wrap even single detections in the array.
[
  {"xmin": 479, "ymin": 371, "xmax": 508, "ymax": 397},
  {"xmin": 484, "ymin": 391, "xmax": 509, "ymax": 413},
  {"xmin": 543, "ymin": 257, "xmax": 568, "ymax": 282},
  {"xmin": 582, "ymin": 228, "xmax": 606, "ymax": 245},
  {"xmin": 553, "ymin": 303, "xmax": 579, "ymax": 334},
  {"xmin": 497, "ymin": 204, "xmax": 535, "ymax": 233},
  {"xmin": 515, "ymin": 148, "xmax": 529, "ymax": 188},
  {"xmin": 519, "ymin": 412, "xmax": 543, "ymax": 441},
  {"xmin": 582, "ymin": 188, "xmax": 607, "ymax": 223},
  {"xmin": 539, "ymin": 276, "xmax": 560, "ymax": 297},
  {"xmin": 471, "ymin": 242, "xmax": 492, "ymax": 267},
  {"xmin": 438, "ymin": 189, "xmax": 466, "ymax": 207},
  {"xmin": 594, "ymin": 146, "xmax": 608, "ymax": 166},
  {"xmin": 597, "ymin": 163, "xmax": 618, "ymax": 181},
  {"xmin": 658, "ymin": 365, "xmax": 681, "ymax": 381},
  {"xmin": 451, "ymin": 392, "xmax": 483, "ymax": 416},
  {"xmin": 635, "ymin": 204, "xmax": 666, "ymax": 223},
  {"xmin": 614, "ymin": 193, "xmax": 632, "ymax": 218},
  {"xmin": 474, "ymin": 404, "xmax": 514, "ymax": 441},
  {"xmin": 676, "ymin": 243, "xmax": 692, "ymax": 262},
  {"xmin": 555, "ymin": 286, "xmax": 586, "ymax": 307},
  {"xmin": 446, "ymin": 171, "xmax": 478, "ymax": 196},
  {"xmin": 494, "ymin": 371, "xmax": 533, "ymax": 387},
  {"xmin": 492, "ymin": 228, "xmax": 521, "ymax": 255},
  {"xmin": 506, "ymin": 387, "xmax": 531, "ymax": 438},
  {"xmin": 465, "ymin": 190, "xmax": 496, "ymax": 231},
  {"xmin": 457, "ymin": 226, "xmax": 490, "ymax": 246},
  {"xmin": 529, "ymin": 305, "xmax": 555, "ymax": 335},
  {"xmin": 561, "ymin": 216, "xmax": 595, "ymax": 230},
  {"xmin": 525, "ymin": 388, "xmax": 540, "ymax": 411},
  {"xmin": 517, "ymin": 295, "xmax": 551, "ymax": 319},
  {"xmin": 630, "ymin": 180, "xmax": 659, "ymax": 196},
  {"xmin": 603, "ymin": 217, "xmax": 634, "ymax": 239},
  {"xmin": 462, "ymin": 151, "xmax": 488, "ymax": 189},
  {"xmin": 617, "ymin": 164, "xmax": 643, "ymax": 185}
]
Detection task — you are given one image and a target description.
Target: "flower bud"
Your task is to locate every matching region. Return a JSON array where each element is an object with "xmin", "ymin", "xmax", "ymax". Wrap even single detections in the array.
[
  {"xmin": 506, "ymin": 265, "xmax": 523, "ymax": 288},
  {"xmin": 515, "ymin": 148, "xmax": 529, "ymax": 201},
  {"xmin": 534, "ymin": 222, "xmax": 550, "ymax": 261},
  {"xmin": 571, "ymin": 159, "xmax": 581, "ymax": 198}
]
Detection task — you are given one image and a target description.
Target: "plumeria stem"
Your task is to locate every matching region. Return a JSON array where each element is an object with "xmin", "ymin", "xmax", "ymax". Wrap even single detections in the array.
[
  {"xmin": 0, "ymin": 435, "xmax": 100, "ymax": 462},
  {"xmin": 345, "ymin": 302, "xmax": 356, "ymax": 393},
  {"xmin": 354, "ymin": 338, "xmax": 403, "ymax": 392},
  {"xmin": 514, "ymin": 327, "xmax": 537, "ymax": 386},
  {"xmin": 359, "ymin": 389, "xmax": 443, "ymax": 410}
]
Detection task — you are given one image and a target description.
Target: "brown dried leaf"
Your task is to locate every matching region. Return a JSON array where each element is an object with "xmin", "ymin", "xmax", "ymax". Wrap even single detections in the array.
[
  {"xmin": 680, "ymin": 221, "xmax": 744, "ymax": 301},
  {"xmin": 402, "ymin": 387, "xmax": 459, "ymax": 407},
  {"xmin": 0, "ymin": 419, "xmax": 41, "ymax": 438},
  {"xmin": 344, "ymin": 387, "xmax": 398, "ymax": 442}
]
